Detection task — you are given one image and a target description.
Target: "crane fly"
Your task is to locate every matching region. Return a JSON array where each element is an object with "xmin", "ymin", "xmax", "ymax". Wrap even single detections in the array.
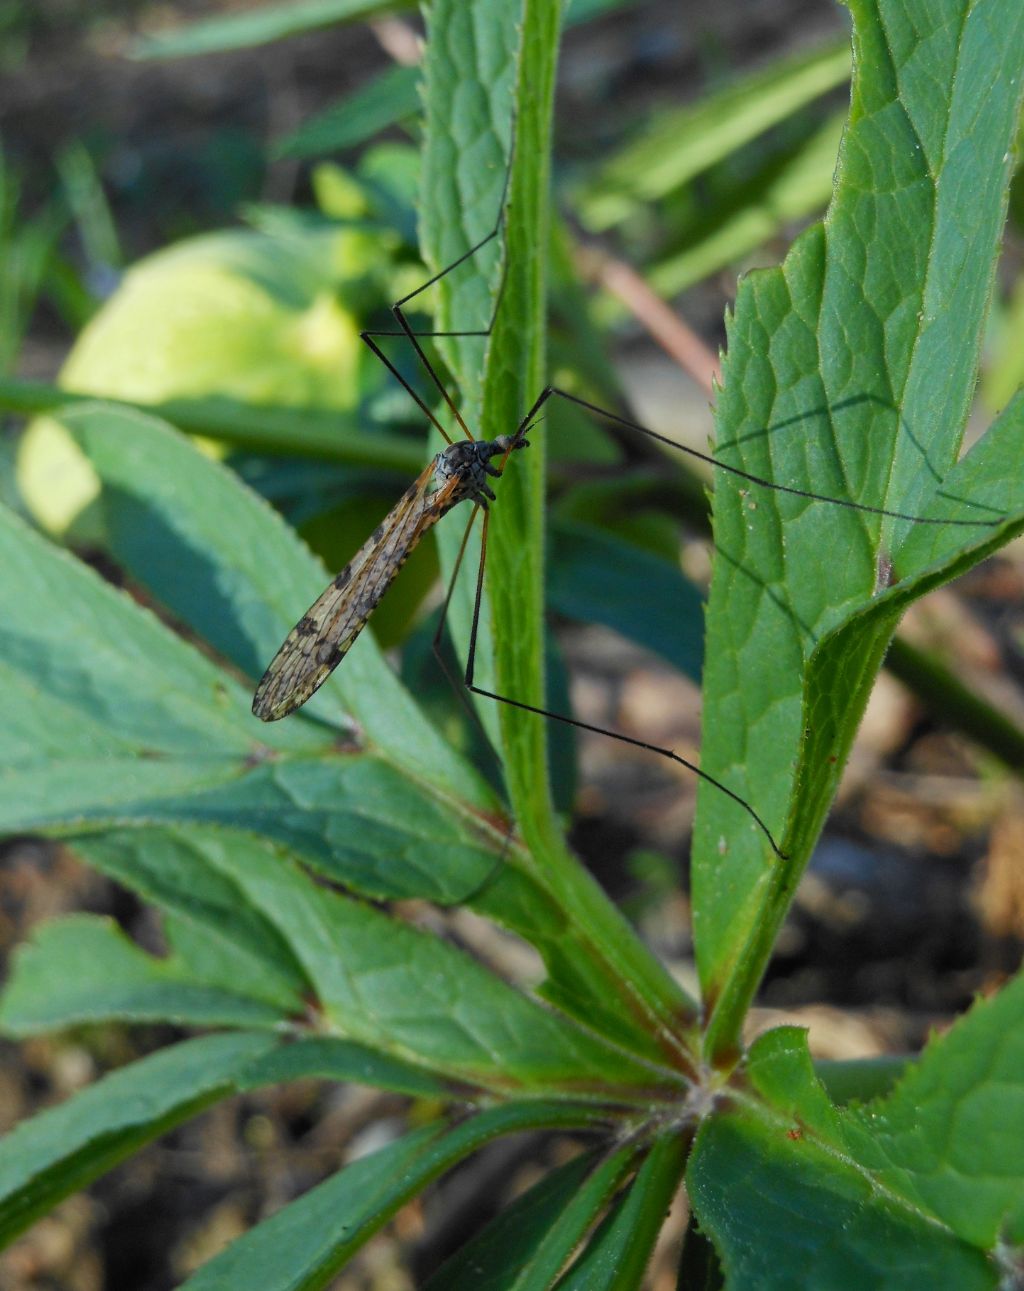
[
  {"xmin": 253, "ymin": 433, "xmax": 526, "ymax": 722},
  {"xmin": 252, "ymin": 136, "xmax": 1004, "ymax": 857}
]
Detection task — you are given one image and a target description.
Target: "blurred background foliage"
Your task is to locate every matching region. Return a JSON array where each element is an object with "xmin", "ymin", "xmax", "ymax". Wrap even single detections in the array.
[{"xmin": 1, "ymin": 1, "xmax": 1023, "ymax": 1286}]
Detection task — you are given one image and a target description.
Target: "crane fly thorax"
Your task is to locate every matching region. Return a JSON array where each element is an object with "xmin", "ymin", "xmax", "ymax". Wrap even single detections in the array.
[{"xmin": 432, "ymin": 433, "xmax": 526, "ymax": 509}]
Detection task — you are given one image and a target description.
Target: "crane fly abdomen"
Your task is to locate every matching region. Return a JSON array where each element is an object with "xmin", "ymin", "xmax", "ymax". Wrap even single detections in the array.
[
  {"xmin": 252, "ymin": 434, "xmax": 526, "ymax": 722},
  {"xmin": 253, "ymin": 463, "xmax": 448, "ymax": 722}
]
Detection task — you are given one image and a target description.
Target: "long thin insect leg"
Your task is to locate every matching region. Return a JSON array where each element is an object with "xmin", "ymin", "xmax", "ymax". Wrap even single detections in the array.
[
  {"xmin": 367, "ymin": 186, "xmax": 510, "ymax": 355},
  {"xmin": 366, "ymin": 229, "xmax": 510, "ymax": 343},
  {"xmin": 360, "ymin": 221, "xmax": 508, "ymax": 446},
  {"xmin": 360, "ymin": 248, "xmax": 510, "ymax": 446},
  {"xmin": 395, "ymin": 221, "xmax": 508, "ymax": 328},
  {"xmin": 359, "ymin": 331, "xmax": 456, "ymax": 445},
  {"xmin": 359, "ymin": 135, "xmax": 515, "ymax": 444},
  {"xmin": 463, "ymin": 504, "xmax": 490, "ymax": 692},
  {"xmin": 461, "ymin": 503, "xmax": 788, "ymax": 858},
  {"xmin": 544, "ymin": 387, "xmax": 1002, "ymax": 528},
  {"xmin": 393, "ymin": 132, "xmax": 514, "ymax": 326},
  {"xmin": 427, "ymin": 504, "xmax": 520, "ymax": 899},
  {"xmin": 501, "ymin": 387, "xmax": 1003, "ymax": 527},
  {"xmin": 378, "ymin": 144, "xmax": 516, "ymax": 440},
  {"xmin": 451, "ymin": 378, "xmax": 1000, "ymax": 861},
  {"xmin": 430, "ymin": 501, "xmax": 497, "ymax": 750}
]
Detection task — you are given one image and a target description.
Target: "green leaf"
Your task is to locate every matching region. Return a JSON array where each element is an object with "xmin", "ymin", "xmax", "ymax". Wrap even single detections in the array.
[
  {"xmin": 133, "ymin": 0, "xmax": 408, "ymax": 60},
  {"xmin": 0, "ymin": 1032, "xmax": 279, "ymax": 1249},
  {"xmin": 557, "ymin": 1133, "xmax": 688, "ymax": 1290},
  {"xmin": 2, "ymin": 384, "xmax": 684, "ymax": 1048},
  {"xmin": 493, "ymin": 1144, "xmax": 639, "ymax": 1289},
  {"xmin": 744, "ymin": 1027, "xmax": 848, "ymax": 1142},
  {"xmin": 180, "ymin": 1101, "xmax": 610, "ymax": 1290},
  {"xmin": 546, "ymin": 519, "xmax": 704, "ymax": 682},
  {"xmin": 689, "ymin": 979, "xmax": 1024, "ymax": 1283},
  {"xmin": 59, "ymin": 401, "xmax": 487, "ymax": 802},
  {"xmin": 692, "ymin": 0, "xmax": 1024, "ymax": 1058},
  {"xmin": 67, "ymin": 826, "xmax": 312, "ymax": 1011},
  {"xmin": 421, "ymin": 1151, "xmax": 602, "ymax": 1290},
  {"xmin": 418, "ymin": 0, "xmax": 526, "ymax": 758},
  {"xmin": 159, "ymin": 830, "xmax": 674, "ymax": 1096},
  {"xmin": 0, "ymin": 497, "xmax": 272, "ymax": 763},
  {"xmin": 703, "ymin": 338, "xmax": 1024, "ymax": 1065},
  {"xmin": 65, "ymin": 815, "xmax": 671, "ymax": 1089},
  {"xmin": 1, "ymin": 375, "xmax": 422, "ymax": 469},
  {"xmin": 419, "ymin": 0, "xmax": 694, "ymax": 1050},
  {"xmin": 0, "ymin": 915, "xmax": 289, "ymax": 1033},
  {"xmin": 427, "ymin": 1144, "xmax": 641, "ymax": 1291},
  {"xmin": 646, "ymin": 113, "xmax": 846, "ymax": 299},
  {"xmin": 46, "ymin": 756, "xmax": 505, "ymax": 906},
  {"xmin": 236, "ymin": 1036, "xmax": 451, "ymax": 1099},
  {"xmin": 688, "ymin": 1109, "xmax": 996, "ymax": 1291},
  {"xmin": 0, "ymin": 410, "xmax": 522, "ymax": 907},
  {"xmin": 580, "ymin": 36, "xmax": 851, "ymax": 231},
  {"xmin": 419, "ymin": 0, "xmax": 564, "ymax": 821},
  {"xmin": 52, "ymin": 226, "xmax": 363, "ymax": 393},
  {"xmin": 273, "ymin": 64, "xmax": 422, "ymax": 159},
  {"xmin": 14, "ymin": 212, "xmax": 422, "ymax": 535},
  {"xmin": 842, "ymin": 972, "xmax": 1024, "ymax": 1247}
]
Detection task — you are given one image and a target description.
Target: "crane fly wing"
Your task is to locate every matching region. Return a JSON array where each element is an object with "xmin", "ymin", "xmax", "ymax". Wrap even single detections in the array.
[{"xmin": 253, "ymin": 463, "xmax": 460, "ymax": 721}]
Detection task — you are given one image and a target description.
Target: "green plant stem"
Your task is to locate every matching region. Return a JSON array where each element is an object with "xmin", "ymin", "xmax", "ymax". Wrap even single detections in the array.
[
  {"xmin": 417, "ymin": 0, "xmax": 697, "ymax": 1059},
  {"xmin": 488, "ymin": 1, "xmax": 698, "ymax": 1055}
]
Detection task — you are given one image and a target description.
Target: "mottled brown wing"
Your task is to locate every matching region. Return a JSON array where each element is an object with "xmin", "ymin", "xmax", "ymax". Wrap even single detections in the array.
[{"xmin": 253, "ymin": 463, "xmax": 459, "ymax": 721}]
